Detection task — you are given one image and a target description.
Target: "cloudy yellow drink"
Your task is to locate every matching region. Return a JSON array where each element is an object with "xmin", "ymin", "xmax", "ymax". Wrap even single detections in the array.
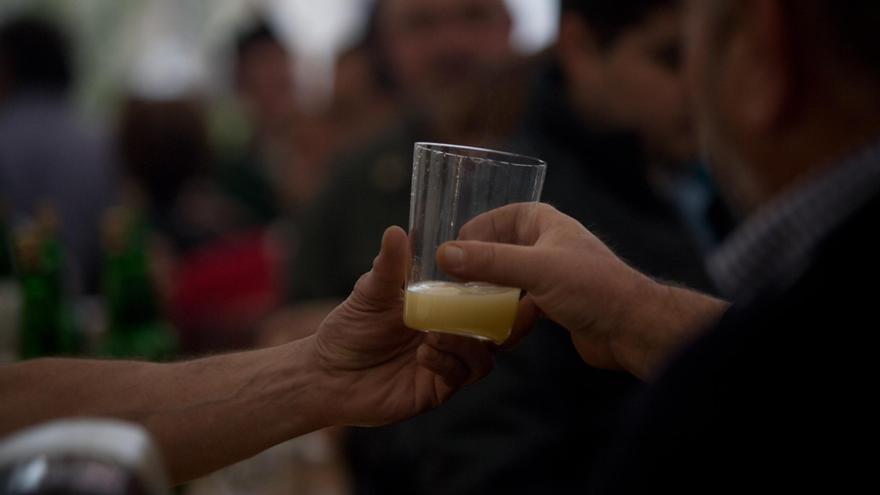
[{"xmin": 403, "ymin": 281, "xmax": 521, "ymax": 344}]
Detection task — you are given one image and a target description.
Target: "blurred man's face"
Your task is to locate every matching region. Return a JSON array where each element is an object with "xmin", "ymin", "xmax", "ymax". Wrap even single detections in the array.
[
  {"xmin": 563, "ymin": 7, "xmax": 695, "ymax": 164},
  {"xmin": 379, "ymin": 0, "xmax": 513, "ymax": 108},
  {"xmin": 237, "ymin": 40, "xmax": 296, "ymax": 132},
  {"xmin": 683, "ymin": 0, "xmax": 761, "ymax": 211}
]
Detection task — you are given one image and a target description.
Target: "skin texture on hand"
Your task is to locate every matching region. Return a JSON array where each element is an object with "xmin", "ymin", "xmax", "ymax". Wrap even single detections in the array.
[
  {"xmin": 310, "ymin": 226, "xmax": 496, "ymax": 427},
  {"xmin": 436, "ymin": 203, "xmax": 729, "ymax": 379}
]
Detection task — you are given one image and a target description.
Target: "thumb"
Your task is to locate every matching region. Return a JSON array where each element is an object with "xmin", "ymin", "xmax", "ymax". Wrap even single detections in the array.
[
  {"xmin": 437, "ymin": 241, "xmax": 543, "ymax": 293},
  {"xmin": 350, "ymin": 226, "xmax": 409, "ymax": 309}
]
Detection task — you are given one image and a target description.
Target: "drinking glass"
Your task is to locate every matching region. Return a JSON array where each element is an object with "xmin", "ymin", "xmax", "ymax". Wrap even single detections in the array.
[{"xmin": 404, "ymin": 142, "xmax": 547, "ymax": 344}]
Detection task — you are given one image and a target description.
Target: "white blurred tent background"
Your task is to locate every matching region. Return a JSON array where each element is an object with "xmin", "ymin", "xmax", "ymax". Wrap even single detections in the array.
[{"xmin": 0, "ymin": 0, "xmax": 559, "ymax": 117}]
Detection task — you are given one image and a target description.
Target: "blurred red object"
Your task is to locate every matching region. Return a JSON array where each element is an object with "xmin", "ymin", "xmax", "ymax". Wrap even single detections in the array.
[{"xmin": 170, "ymin": 230, "xmax": 283, "ymax": 353}]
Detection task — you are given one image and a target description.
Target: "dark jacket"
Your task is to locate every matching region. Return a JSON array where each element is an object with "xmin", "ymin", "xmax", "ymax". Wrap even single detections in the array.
[
  {"xmin": 289, "ymin": 119, "xmax": 423, "ymax": 301},
  {"xmin": 591, "ymin": 192, "xmax": 880, "ymax": 494}
]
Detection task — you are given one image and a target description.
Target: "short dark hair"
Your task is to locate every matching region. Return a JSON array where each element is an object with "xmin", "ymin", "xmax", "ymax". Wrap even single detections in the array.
[
  {"xmin": 119, "ymin": 98, "xmax": 209, "ymax": 205},
  {"xmin": 0, "ymin": 17, "xmax": 73, "ymax": 93},
  {"xmin": 234, "ymin": 19, "xmax": 283, "ymax": 62},
  {"xmin": 561, "ymin": 0, "xmax": 679, "ymax": 46}
]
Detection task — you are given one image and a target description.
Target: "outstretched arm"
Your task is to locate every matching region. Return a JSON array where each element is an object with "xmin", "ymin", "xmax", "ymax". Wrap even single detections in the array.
[{"xmin": 1, "ymin": 227, "xmax": 494, "ymax": 484}]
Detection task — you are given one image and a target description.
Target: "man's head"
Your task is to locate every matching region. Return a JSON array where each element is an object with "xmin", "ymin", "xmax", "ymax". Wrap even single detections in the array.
[
  {"xmin": 373, "ymin": 0, "xmax": 514, "ymax": 116},
  {"xmin": 119, "ymin": 98, "xmax": 209, "ymax": 205},
  {"xmin": 684, "ymin": 0, "xmax": 880, "ymax": 213},
  {"xmin": 557, "ymin": 0, "xmax": 693, "ymax": 164},
  {"xmin": 233, "ymin": 20, "xmax": 295, "ymax": 133},
  {"xmin": 0, "ymin": 17, "xmax": 72, "ymax": 101}
]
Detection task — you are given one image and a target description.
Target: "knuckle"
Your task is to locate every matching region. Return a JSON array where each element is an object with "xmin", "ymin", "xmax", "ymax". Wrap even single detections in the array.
[{"xmin": 352, "ymin": 272, "xmax": 371, "ymax": 293}]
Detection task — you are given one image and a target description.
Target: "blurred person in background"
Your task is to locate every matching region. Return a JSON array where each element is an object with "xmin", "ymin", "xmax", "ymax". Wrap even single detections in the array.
[
  {"xmin": 118, "ymin": 97, "xmax": 228, "ymax": 251},
  {"xmin": 548, "ymin": 0, "xmax": 733, "ymax": 253},
  {"xmin": 255, "ymin": 30, "xmax": 406, "ymax": 349},
  {"xmin": 328, "ymin": 37, "xmax": 400, "ymax": 155},
  {"xmin": 340, "ymin": 1, "xmax": 736, "ymax": 494},
  {"xmin": 287, "ymin": 0, "xmax": 527, "ymax": 307},
  {"xmin": 118, "ymin": 95, "xmax": 284, "ymax": 354},
  {"xmin": 161, "ymin": 18, "xmax": 328, "ymax": 355},
  {"xmin": 0, "ymin": 17, "xmax": 116, "ymax": 295},
  {"xmin": 270, "ymin": 3, "xmax": 531, "ymax": 487},
  {"xmin": 217, "ymin": 19, "xmax": 299, "ymax": 224},
  {"xmin": 369, "ymin": 0, "xmax": 522, "ymax": 143}
]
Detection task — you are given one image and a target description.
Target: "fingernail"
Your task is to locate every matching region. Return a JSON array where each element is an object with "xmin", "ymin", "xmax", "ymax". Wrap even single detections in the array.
[{"xmin": 442, "ymin": 245, "xmax": 465, "ymax": 270}]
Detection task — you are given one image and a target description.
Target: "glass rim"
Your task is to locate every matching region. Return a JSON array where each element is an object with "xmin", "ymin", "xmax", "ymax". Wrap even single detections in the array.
[{"xmin": 415, "ymin": 142, "xmax": 547, "ymax": 168}]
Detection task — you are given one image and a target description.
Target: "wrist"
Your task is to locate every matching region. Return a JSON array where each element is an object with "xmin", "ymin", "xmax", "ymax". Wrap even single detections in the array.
[
  {"xmin": 273, "ymin": 336, "xmax": 335, "ymax": 434},
  {"xmin": 611, "ymin": 276, "xmax": 729, "ymax": 380},
  {"xmin": 608, "ymin": 270, "xmax": 665, "ymax": 378}
]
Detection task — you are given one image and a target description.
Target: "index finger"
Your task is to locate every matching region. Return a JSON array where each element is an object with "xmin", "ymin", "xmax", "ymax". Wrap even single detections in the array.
[{"xmin": 457, "ymin": 203, "xmax": 574, "ymax": 246}]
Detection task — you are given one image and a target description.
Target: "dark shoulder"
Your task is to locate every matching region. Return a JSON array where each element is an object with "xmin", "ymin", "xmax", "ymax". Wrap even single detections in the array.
[
  {"xmin": 658, "ymin": 192, "xmax": 880, "ymax": 396},
  {"xmin": 327, "ymin": 119, "xmax": 422, "ymax": 186},
  {"xmin": 593, "ymin": 194, "xmax": 880, "ymax": 493},
  {"xmin": 301, "ymin": 119, "xmax": 418, "ymax": 220}
]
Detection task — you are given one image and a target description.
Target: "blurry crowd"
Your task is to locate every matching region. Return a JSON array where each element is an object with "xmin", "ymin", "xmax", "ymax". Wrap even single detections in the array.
[{"xmin": 0, "ymin": 0, "xmax": 736, "ymax": 493}]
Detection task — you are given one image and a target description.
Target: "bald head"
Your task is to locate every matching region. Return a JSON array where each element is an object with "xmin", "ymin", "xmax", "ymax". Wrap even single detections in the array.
[
  {"xmin": 685, "ymin": 0, "xmax": 880, "ymax": 213},
  {"xmin": 699, "ymin": 0, "xmax": 880, "ymax": 74}
]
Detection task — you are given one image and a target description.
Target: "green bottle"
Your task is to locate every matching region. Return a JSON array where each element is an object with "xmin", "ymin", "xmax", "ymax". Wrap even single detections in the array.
[
  {"xmin": 101, "ymin": 207, "xmax": 177, "ymax": 361},
  {"xmin": 15, "ymin": 206, "xmax": 80, "ymax": 359}
]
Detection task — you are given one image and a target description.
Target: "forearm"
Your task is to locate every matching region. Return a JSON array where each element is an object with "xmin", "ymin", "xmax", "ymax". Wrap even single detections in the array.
[
  {"xmin": 0, "ymin": 336, "xmax": 328, "ymax": 484},
  {"xmin": 613, "ymin": 277, "xmax": 730, "ymax": 380}
]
